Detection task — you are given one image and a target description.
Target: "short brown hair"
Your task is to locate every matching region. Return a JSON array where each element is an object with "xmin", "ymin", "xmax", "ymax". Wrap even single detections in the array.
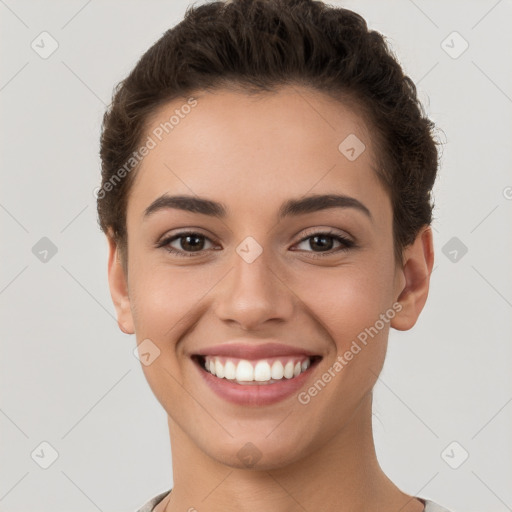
[{"xmin": 97, "ymin": 0, "xmax": 440, "ymax": 268}]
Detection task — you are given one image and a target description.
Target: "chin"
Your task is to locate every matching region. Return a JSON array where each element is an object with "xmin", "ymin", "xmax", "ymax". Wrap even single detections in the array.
[{"xmin": 202, "ymin": 433, "xmax": 311, "ymax": 471}]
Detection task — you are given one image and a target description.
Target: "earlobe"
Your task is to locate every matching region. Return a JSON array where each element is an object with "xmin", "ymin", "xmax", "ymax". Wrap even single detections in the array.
[
  {"xmin": 391, "ymin": 226, "xmax": 435, "ymax": 331},
  {"xmin": 106, "ymin": 232, "xmax": 135, "ymax": 335}
]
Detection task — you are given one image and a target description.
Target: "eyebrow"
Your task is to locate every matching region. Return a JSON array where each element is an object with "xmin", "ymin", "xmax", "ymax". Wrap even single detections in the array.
[{"xmin": 143, "ymin": 193, "xmax": 372, "ymax": 222}]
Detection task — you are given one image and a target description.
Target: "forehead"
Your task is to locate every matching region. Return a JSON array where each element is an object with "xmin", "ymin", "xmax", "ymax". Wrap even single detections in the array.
[{"xmin": 127, "ymin": 86, "xmax": 390, "ymax": 224}]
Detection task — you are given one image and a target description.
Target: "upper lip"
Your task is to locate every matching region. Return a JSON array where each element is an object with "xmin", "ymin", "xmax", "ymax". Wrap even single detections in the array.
[{"xmin": 193, "ymin": 341, "xmax": 321, "ymax": 360}]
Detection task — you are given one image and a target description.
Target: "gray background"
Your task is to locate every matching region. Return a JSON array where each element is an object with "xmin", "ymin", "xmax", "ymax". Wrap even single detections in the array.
[{"xmin": 1, "ymin": 1, "xmax": 511, "ymax": 511}]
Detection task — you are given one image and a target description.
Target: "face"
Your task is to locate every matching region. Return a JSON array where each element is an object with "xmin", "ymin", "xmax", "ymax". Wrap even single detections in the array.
[{"xmin": 108, "ymin": 85, "xmax": 431, "ymax": 470}]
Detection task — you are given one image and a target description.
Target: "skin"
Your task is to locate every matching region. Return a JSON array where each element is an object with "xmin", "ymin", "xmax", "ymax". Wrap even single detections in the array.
[{"xmin": 106, "ymin": 85, "xmax": 434, "ymax": 512}]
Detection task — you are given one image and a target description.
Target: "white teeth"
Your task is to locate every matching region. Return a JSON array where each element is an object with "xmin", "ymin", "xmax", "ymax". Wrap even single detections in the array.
[
  {"xmin": 271, "ymin": 360, "xmax": 284, "ymax": 380},
  {"xmin": 235, "ymin": 360, "xmax": 254, "ymax": 381},
  {"xmin": 284, "ymin": 361, "xmax": 294, "ymax": 379},
  {"xmin": 215, "ymin": 359, "xmax": 225, "ymax": 378},
  {"xmin": 224, "ymin": 360, "xmax": 236, "ymax": 379},
  {"xmin": 254, "ymin": 360, "xmax": 271, "ymax": 381},
  {"xmin": 202, "ymin": 356, "xmax": 314, "ymax": 383}
]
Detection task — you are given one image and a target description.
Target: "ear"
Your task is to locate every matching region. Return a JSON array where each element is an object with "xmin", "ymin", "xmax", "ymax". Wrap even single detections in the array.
[
  {"xmin": 391, "ymin": 225, "xmax": 434, "ymax": 331},
  {"xmin": 106, "ymin": 231, "xmax": 135, "ymax": 335}
]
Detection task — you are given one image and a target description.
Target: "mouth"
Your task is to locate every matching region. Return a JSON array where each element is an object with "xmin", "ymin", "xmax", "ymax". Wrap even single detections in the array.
[
  {"xmin": 192, "ymin": 354, "xmax": 323, "ymax": 385},
  {"xmin": 190, "ymin": 351, "xmax": 323, "ymax": 406}
]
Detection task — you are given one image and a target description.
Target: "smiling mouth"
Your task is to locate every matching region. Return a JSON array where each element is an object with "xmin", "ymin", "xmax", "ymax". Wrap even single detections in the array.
[{"xmin": 192, "ymin": 354, "xmax": 323, "ymax": 385}]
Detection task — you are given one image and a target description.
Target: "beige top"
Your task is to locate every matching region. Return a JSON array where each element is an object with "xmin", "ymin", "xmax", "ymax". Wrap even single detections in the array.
[{"xmin": 136, "ymin": 489, "xmax": 454, "ymax": 512}]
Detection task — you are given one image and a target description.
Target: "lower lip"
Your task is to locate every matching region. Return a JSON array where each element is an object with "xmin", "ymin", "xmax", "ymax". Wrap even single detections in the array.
[{"xmin": 193, "ymin": 357, "xmax": 321, "ymax": 406}]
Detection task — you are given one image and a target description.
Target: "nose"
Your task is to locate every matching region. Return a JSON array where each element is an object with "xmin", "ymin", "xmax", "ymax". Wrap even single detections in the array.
[{"xmin": 213, "ymin": 248, "xmax": 295, "ymax": 331}]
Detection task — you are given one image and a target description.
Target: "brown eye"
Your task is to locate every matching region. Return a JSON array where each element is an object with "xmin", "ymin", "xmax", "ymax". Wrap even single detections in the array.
[
  {"xmin": 293, "ymin": 230, "xmax": 355, "ymax": 257},
  {"xmin": 158, "ymin": 232, "xmax": 215, "ymax": 257}
]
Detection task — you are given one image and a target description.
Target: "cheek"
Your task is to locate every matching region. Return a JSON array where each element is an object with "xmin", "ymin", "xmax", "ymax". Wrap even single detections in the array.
[
  {"xmin": 128, "ymin": 263, "xmax": 215, "ymax": 344},
  {"xmin": 292, "ymin": 262, "xmax": 394, "ymax": 338},
  {"xmin": 129, "ymin": 266, "xmax": 210, "ymax": 411},
  {"xmin": 287, "ymin": 261, "xmax": 395, "ymax": 391}
]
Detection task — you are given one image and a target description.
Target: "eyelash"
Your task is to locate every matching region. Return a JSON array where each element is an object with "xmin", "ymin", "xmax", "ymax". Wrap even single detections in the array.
[{"xmin": 157, "ymin": 229, "xmax": 355, "ymax": 258}]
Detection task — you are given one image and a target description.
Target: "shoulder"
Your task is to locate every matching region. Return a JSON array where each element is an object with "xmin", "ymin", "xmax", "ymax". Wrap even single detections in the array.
[
  {"xmin": 135, "ymin": 489, "xmax": 172, "ymax": 512},
  {"xmin": 420, "ymin": 497, "xmax": 455, "ymax": 512},
  {"xmin": 135, "ymin": 491, "xmax": 454, "ymax": 512}
]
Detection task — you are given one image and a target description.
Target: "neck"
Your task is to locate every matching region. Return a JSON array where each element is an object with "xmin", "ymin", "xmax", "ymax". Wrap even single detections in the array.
[{"xmin": 161, "ymin": 392, "xmax": 422, "ymax": 512}]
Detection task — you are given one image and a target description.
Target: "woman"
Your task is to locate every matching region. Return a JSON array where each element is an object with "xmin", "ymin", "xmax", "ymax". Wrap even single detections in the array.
[{"xmin": 97, "ymin": 0, "xmax": 450, "ymax": 510}]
